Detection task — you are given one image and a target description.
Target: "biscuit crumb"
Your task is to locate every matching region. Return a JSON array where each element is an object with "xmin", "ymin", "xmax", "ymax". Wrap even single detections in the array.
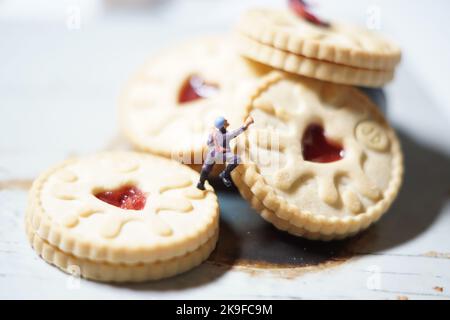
[
  {"xmin": 433, "ymin": 286, "xmax": 444, "ymax": 293},
  {"xmin": 424, "ymin": 251, "xmax": 450, "ymax": 259}
]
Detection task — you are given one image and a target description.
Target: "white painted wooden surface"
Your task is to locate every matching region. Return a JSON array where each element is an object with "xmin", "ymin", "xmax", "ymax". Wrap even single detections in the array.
[{"xmin": 1, "ymin": 0, "xmax": 449, "ymax": 299}]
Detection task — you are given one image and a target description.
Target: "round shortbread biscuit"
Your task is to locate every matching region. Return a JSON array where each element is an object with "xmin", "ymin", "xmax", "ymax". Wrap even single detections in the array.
[
  {"xmin": 26, "ymin": 151, "xmax": 219, "ymax": 264},
  {"xmin": 235, "ymin": 34, "xmax": 395, "ymax": 87},
  {"xmin": 119, "ymin": 36, "xmax": 271, "ymax": 164},
  {"xmin": 236, "ymin": 8, "xmax": 401, "ymax": 71},
  {"xmin": 25, "ymin": 215, "xmax": 218, "ymax": 282},
  {"xmin": 232, "ymin": 72, "xmax": 403, "ymax": 240}
]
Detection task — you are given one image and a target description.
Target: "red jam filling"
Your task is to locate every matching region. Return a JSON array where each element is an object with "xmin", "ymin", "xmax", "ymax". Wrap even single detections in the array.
[
  {"xmin": 95, "ymin": 186, "xmax": 146, "ymax": 210},
  {"xmin": 302, "ymin": 124, "xmax": 344, "ymax": 163},
  {"xmin": 178, "ymin": 75, "xmax": 219, "ymax": 103},
  {"xmin": 288, "ymin": 0, "xmax": 329, "ymax": 27}
]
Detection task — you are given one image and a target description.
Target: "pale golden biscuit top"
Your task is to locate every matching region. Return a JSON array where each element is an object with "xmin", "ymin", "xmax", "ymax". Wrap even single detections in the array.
[
  {"xmin": 240, "ymin": 72, "xmax": 402, "ymax": 220},
  {"xmin": 28, "ymin": 152, "xmax": 219, "ymax": 264},
  {"xmin": 119, "ymin": 36, "xmax": 271, "ymax": 160},
  {"xmin": 237, "ymin": 8, "xmax": 401, "ymax": 70}
]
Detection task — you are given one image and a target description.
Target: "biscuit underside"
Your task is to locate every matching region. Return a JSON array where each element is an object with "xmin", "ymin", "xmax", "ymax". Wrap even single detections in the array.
[
  {"xmin": 237, "ymin": 9, "xmax": 401, "ymax": 70},
  {"xmin": 236, "ymin": 34, "xmax": 395, "ymax": 88},
  {"xmin": 231, "ymin": 73, "xmax": 404, "ymax": 240},
  {"xmin": 26, "ymin": 152, "xmax": 219, "ymax": 265},
  {"xmin": 25, "ymin": 216, "xmax": 218, "ymax": 282}
]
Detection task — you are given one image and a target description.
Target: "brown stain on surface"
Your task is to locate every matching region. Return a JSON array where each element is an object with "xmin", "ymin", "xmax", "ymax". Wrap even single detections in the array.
[
  {"xmin": 207, "ymin": 181, "xmax": 355, "ymax": 278},
  {"xmin": 0, "ymin": 179, "xmax": 33, "ymax": 191}
]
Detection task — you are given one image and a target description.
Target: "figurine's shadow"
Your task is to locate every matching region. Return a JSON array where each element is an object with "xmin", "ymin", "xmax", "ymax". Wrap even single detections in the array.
[{"xmin": 359, "ymin": 87, "xmax": 388, "ymax": 115}]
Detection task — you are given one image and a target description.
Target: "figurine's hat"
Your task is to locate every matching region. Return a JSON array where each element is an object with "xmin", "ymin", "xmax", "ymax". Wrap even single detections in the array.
[{"xmin": 214, "ymin": 116, "xmax": 226, "ymax": 129}]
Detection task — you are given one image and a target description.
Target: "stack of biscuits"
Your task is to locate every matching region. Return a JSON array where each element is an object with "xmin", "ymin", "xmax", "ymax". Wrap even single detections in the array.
[
  {"xmin": 235, "ymin": 8, "xmax": 401, "ymax": 87},
  {"xmin": 26, "ymin": 4, "xmax": 403, "ymax": 282},
  {"xmin": 26, "ymin": 152, "xmax": 220, "ymax": 282}
]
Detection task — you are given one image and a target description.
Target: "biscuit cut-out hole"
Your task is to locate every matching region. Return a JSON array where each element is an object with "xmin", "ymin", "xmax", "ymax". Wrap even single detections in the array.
[
  {"xmin": 95, "ymin": 186, "xmax": 146, "ymax": 211},
  {"xmin": 288, "ymin": 0, "xmax": 330, "ymax": 27},
  {"xmin": 178, "ymin": 75, "xmax": 219, "ymax": 104},
  {"xmin": 302, "ymin": 124, "xmax": 344, "ymax": 163}
]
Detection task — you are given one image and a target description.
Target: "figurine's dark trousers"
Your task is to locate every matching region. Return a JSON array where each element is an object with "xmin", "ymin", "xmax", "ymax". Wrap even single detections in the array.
[{"xmin": 199, "ymin": 149, "xmax": 240, "ymax": 186}]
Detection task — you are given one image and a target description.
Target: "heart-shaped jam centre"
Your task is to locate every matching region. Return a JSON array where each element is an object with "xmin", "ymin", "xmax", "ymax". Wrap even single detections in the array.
[
  {"xmin": 302, "ymin": 124, "xmax": 344, "ymax": 163},
  {"xmin": 178, "ymin": 75, "xmax": 219, "ymax": 103},
  {"xmin": 95, "ymin": 186, "xmax": 146, "ymax": 210},
  {"xmin": 288, "ymin": 0, "xmax": 329, "ymax": 27}
]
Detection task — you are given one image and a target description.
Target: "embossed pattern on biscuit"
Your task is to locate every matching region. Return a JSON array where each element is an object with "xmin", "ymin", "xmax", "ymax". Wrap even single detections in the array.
[
  {"xmin": 29, "ymin": 152, "xmax": 219, "ymax": 264},
  {"xmin": 43, "ymin": 156, "xmax": 206, "ymax": 239},
  {"xmin": 244, "ymin": 75, "xmax": 398, "ymax": 218}
]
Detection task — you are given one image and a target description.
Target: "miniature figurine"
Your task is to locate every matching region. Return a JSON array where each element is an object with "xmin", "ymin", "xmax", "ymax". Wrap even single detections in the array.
[{"xmin": 197, "ymin": 116, "xmax": 254, "ymax": 190}]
